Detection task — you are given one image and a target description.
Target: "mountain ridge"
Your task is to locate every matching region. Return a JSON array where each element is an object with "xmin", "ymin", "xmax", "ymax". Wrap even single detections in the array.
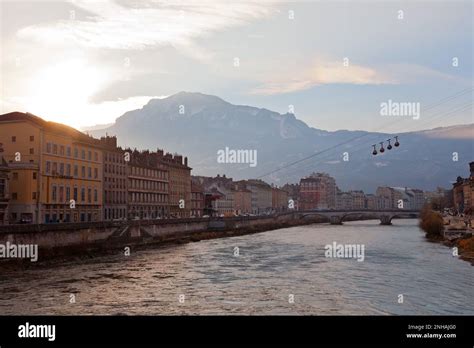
[{"xmin": 89, "ymin": 92, "xmax": 474, "ymax": 192}]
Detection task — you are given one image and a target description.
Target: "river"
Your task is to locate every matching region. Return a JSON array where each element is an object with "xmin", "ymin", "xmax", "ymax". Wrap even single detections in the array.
[{"xmin": 0, "ymin": 219, "xmax": 472, "ymax": 315}]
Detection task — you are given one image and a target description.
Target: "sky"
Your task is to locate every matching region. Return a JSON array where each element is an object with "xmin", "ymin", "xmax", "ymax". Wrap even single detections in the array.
[{"xmin": 0, "ymin": 0, "xmax": 472, "ymax": 132}]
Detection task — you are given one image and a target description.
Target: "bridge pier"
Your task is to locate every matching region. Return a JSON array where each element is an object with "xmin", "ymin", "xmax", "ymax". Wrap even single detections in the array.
[
  {"xmin": 330, "ymin": 216, "xmax": 343, "ymax": 225},
  {"xmin": 379, "ymin": 215, "xmax": 392, "ymax": 225}
]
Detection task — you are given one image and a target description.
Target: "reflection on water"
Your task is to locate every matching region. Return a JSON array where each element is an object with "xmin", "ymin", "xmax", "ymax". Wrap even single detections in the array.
[{"xmin": 0, "ymin": 219, "xmax": 472, "ymax": 315}]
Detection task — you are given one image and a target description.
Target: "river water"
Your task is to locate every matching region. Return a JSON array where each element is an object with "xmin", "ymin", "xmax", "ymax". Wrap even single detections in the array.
[{"xmin": 0, "ymin": 219, "xmax": 472, "ymax": 315}]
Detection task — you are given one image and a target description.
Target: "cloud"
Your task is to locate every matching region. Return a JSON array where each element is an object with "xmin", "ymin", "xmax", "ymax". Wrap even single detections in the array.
[
  {"xmin": 17, "ymin": 0, "xmax": 275, "ymax": 59},
  {"xmin": 251, "ymin": 60, "xmax": 396, "ymax": 95},
  {"xmin": 250, "ymin": 59, "xmax": 470, "ymax": 95}
]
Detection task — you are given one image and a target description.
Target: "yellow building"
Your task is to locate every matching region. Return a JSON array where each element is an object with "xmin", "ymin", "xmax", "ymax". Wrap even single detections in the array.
[{"xmin": 0, "ymin": 112, "xmax": 103, "ymax": 224}]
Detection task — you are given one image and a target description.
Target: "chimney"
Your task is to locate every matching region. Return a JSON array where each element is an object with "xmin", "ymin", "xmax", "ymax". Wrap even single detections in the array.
[{"xmin": 184, "ymin": 157, "xmax": 188, "ymax": 166}]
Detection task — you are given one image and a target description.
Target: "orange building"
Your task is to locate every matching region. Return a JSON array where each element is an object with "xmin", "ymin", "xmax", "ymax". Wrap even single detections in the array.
[
  {"xmin": 0, "ymin": 112, "xmax": 103, "ymax": 223},
  {"xmin": 272, "ymin": 187, "xmax": 288, "ymax": 212},
  {"xmin": 234, "ymin": 187, "xmax": 252, "ymax": 214}
]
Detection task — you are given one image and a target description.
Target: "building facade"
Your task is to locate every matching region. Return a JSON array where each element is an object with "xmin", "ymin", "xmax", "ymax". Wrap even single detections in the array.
[
  {"xmin": 0, "ymin": 112, "xmax": 103, "ymax": 223},
  {"xmin": 452, "ymin": 162, "xmax": 474, "ymax": 214},
  {"xmin": 237, "ymin": 179, "xmax": 272, "ymax": 214},
  {"xmin": 234, "ymin": 187, "xmax": 252, "ymax": 214},
  {"xmin": 0, "ymin": 145, "xmax": 10, "ymax": 225},
  {"xmin": 299, "ymin": 173, "xmax": 336, "ymax": 210},
  {"xmin": 191, "ymin": 181, "xmax": 204, "ymax": 217},
  {"xmin": 100, "ymin": 136, "xmax": 128, "ymax": 220},
  {"xmin": 127, "ymin": 150, "xmax": 169, "ymax": 219},
  {"xmin": 164, "ymin": 154, "xmax": 191, "ymax": 218},
  {"xmin": 272, "ymin": 187, "xmax": 288, "ymax": 212}
]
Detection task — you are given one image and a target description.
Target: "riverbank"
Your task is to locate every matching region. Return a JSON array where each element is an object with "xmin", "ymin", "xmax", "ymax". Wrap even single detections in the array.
[
  {"xmin": 443, "ymin": 216, "xmax": 474, "ymax": 265},
  {"xmin": 0, "ymin": 213, "xmax": 328, "ymax": 266},
  {"xmin": 419, "ymin": 209, "xmax": 474, "ymax": 265}
]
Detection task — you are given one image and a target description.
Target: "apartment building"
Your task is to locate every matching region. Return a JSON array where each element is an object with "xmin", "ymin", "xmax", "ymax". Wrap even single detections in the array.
[
  {"xmin": 299, "ymin": 173, "xmax": 336, "ymax": 210},
  {"xmin": 100, "ymin": 136, "xmax": 128, "ymax": 220},
  {"xmin": 236, "ymin": 179, "xmax": 272, "ymax": 214},
  {"xmin": 127, "ymin": 149, "xmax": 169, "ymax": 219},
  {"xmin": 0, "ymin": 112, "xmax": 103, "ymax": 223},
  {"xmin": 163, "ymin": 154, "xmax": 191, "ymax": 218},
  {"xmin": 234, "ymin": 187, "xmax": 252, "ymax": 214},
  {"xmin": 272, "ymin": 187, "xmax": 288, "ymax": 212},
  {"xmin": 452, "ymin": 162, "xmax": 474, "ymax": 214},
  {"xmin": 350, "ymin": 190, "xmax": 366, "ymax": 209},
  {"xmin": 191, "ymin": 180, "xmax": 204, "ymax": 217}
]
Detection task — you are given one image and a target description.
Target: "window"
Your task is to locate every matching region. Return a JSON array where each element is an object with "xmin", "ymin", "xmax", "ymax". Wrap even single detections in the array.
[
  {"xmin": 12, "ymin": 172, "xmax": 18, "ymax": 180},
  {"xmin": 12, "ymin": 193, "xmax": 18, "ymax": 200},
  {"xmin": 88, "ymin": 167, "xmax": 92, "ymax": 178},
  {"xmin": 81, "ymin": 149, "xmax": 85, "ymax": 159},
  {"xmin": 66, "ymin": 187, "xmax": 71, "ymax": 201},
  {"xmin": 67, "ymin": 146, "xmax": 71, "ymax": 157},
  {"xmin": 74, "ymin": 165, "xmax": 78, "ymax": 177},
  {"xmin": 11, "ymin": 136, "xmax": 16, "ymax": 142},
  {"xmin": 59, "ymin": 186, "xmax": 64, "ymax": 202},
  {"xmin": 60, "ymin": 146, "xmax": 64, "ymax": 156},
  {"xmin": 0, "ymin": 178, "xmax": 5, "ymax": 196},
  {"xmin": 94, "ymin": 189, "xmax": 98, "ymax": 202},
  {"xmin": 52, "ymin": 162, "xmax": 57, "ymax": 174},
  {"xmin": 66, "ymin": 164, "xmax": 71, "ymax": 176},
  {"xmin": 46, "ymin": 143, "xmax": 52, "ymax": 153},
  {"xmin": 33, "ymin": 172, "xmax": 37, "ymax": 180},
  {"xmin": 94, "ymin": 168, "xmax": 98, "ymax": 179},
  {"xmin": 73, "ymin": 187, "xmax": 78, "ymax": 201},
  {"xmin": 94, "ymin": 152, "xmax": 98, "ymax": 161},
  {"xmin": 74, "ymin": 147, "xmax": 78, "ymax": 158},
  {"xmin": 52, "ymin": 185, "xmax": 57, "ymax": 202},
  {"xmin": 60, "ymin": 163, "xmax": 64, "ymax": 175},
  {"xmin": 88, "ymin": 151, "xmax": 92, "ymax": 161},
  {"xmin": 29, "ymin": 148, "xmax": 34, "ymax": 155},
  {"xmin": 81, "ymin": 188, "xmax": 85, "ymax": 202},
  {"xmin": 30, "ymin": 135, "xmax": 34, "ymax": 141},
  {"xmin": 53, "ymin": 144, "xmax": 58, "ymax": 154},
  {"xmin": 87, "ymin": 188, "xmax": 91, "ymax": 203},
  {"xmin": 81, "ymin": 166, "xmax": 85, "ymax": 178},
  {"xmin": 46, "ymin": 161, "xmax": 51, "ymax": 174}
]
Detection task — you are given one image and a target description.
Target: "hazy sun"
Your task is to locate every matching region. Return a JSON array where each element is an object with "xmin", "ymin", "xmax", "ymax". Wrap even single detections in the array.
[{"xmin": 25, "ymin": 59, "xmax": 107, "ymax": 125}]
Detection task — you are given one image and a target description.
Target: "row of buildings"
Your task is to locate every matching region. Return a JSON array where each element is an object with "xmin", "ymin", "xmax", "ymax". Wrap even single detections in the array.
[
  {"xmin": 0, "ymin": 112, "xmax": 290, "ymax": 224},
  {"xmin": 0, "ymin": 112, "xmax": 192, "ymax": 224},
  {"xmin": 192, "ymin": 175, "xmax": 289, "ymax": 217},
  {"xmin": 283, "ymin": 172, "xmax": 427, "ymax": 211}
]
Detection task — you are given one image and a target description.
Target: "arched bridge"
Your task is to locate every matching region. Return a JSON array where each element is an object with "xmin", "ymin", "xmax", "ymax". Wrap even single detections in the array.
[{"xmin": 296, "ymin": 209, "xmax": 420, "ymax": 225}]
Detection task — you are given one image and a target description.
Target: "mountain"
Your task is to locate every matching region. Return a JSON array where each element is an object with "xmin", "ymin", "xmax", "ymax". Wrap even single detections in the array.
[{"xmin": 90, "ymin": 92, "xmax": 474, "ymax": 192}]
